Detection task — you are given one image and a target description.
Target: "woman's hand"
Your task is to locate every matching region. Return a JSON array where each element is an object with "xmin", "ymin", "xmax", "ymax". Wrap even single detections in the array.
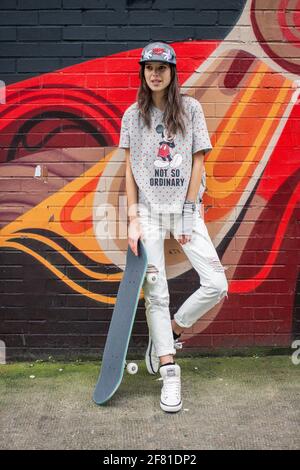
[
  {"xmin": 177, "ymin": 234, "xmax": 192, "ymax": 245},
  {"xmin": 128, "ymin": 217, "xmax": 143, "ymax": 256},
  {"xmin": 177, "ymin": 200, "xmax": 195, "ymax": 245}
]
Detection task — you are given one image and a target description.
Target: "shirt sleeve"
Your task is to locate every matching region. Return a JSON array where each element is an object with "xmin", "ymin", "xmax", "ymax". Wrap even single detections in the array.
[
  {"xmin": 119, "ymin": 110, "xmax": 130, "ymax": 149},
  {"xmin": 192, "ymin": 100, "xmax": 212, "ymax": 156}
]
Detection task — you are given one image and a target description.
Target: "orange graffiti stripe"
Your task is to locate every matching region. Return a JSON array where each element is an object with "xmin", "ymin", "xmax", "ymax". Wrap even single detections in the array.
[
  {"xmin": 61, "ymin": 174, "xmax": 100, "ymax": 234},
  {"xmin": 3, "ymin": 232, "xmax": 123, "ymax": 282},
  {"xmin": 0, "ymin": 150, "xmax": 117, "ymax": 266},
  {"xmin": 205, "ymin": 62, "xmax": 293, "ymax": 221},
  {"xmin": 2, "ymin": 240, "xmax": 145, "ymax": 304}
]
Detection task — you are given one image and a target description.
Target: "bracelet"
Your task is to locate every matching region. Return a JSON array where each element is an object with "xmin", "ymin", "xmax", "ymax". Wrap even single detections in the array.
[{"xmin": 184, "ymin": 199, "xmax": 196, "ymax": 211}]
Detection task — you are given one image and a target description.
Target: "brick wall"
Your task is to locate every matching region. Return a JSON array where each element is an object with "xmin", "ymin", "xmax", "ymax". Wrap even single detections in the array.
[
  {"xmin": 0, "ymin": 0, "xmax": 244, "ymax": 84},
  {"xmin": 0, "ymin": 0, "xmax": 299, "ymax": 359}
]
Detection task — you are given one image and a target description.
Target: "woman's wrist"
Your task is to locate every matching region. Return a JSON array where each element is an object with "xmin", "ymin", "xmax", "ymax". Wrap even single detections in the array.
[{"xmin": 184, "ymin": 199, "xmax": 196, "ymax": 211}]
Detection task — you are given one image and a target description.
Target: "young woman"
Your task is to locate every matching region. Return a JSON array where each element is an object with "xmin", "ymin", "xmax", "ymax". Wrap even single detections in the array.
[{"xmin": 119, "ymin": 41, "xmax": 228, "ymax": 413}]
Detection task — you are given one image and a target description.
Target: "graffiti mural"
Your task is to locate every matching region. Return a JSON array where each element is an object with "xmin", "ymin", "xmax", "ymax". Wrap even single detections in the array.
[{"xmin": 0, "ymin": 0, "xmax": 299, "ymax": 357}]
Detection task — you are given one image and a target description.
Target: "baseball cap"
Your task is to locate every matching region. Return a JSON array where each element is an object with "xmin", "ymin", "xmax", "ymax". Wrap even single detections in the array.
[{"xmin": 139, "ymin": 42, "xmax": 176, "ymax": 65}]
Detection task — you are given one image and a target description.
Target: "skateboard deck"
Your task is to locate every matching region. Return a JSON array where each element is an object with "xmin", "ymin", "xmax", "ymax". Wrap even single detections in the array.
[{"xmin": 93, "ymin": 239, "xmax": 148, "ymax": 405}]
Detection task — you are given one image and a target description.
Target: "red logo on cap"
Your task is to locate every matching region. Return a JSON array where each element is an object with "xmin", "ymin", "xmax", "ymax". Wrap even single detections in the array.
[{"xmin": 152, "ymin": 47, "xmax": 165, "ymax": 55}]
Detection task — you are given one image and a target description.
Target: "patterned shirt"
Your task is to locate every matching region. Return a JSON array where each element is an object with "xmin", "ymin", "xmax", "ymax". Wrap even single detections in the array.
[{"xmin": 119, "ymin": 95, "xmax": 212, "ymax": 213}]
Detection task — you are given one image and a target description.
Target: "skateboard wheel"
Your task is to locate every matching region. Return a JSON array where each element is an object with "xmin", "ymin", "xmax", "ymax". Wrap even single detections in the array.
[{"xmin": 126, "ymin": 362, "xmax": 138, "ymax": 375}]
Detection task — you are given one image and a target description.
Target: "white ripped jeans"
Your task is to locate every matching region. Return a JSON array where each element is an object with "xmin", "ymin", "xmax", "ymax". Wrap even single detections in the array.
[{"xmin": 138, "ymin": 204, "xmax": 229, "ymax": 358}]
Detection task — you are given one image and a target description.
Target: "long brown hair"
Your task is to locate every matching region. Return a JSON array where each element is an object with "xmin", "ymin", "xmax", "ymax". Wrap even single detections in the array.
[{"xmin": 137, "ymin": 62, "xmax": 187, "ymax": 138}]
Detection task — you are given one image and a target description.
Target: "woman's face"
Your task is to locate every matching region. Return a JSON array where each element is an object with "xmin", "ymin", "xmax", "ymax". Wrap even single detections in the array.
[{"xmin": 144, "ymin": 61, "xmax": 172, "ymax": 93}]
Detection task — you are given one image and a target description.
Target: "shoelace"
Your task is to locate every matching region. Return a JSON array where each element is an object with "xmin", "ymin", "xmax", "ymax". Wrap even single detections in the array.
[
  {"xmin": 162, "ymin": 379, "xmax": 181, "ymax": 400},
  {"xmin": 174, "ymin": 340, "xmax": 184, "ymax": 350}
]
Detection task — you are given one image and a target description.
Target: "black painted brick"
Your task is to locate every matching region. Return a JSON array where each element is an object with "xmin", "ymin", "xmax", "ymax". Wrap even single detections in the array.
[
  {"xmin": 0, "ymin": 43, "xmax": 40, "ymax": 57},
  {"xmin": 58, "ymin": 56, "xmax": 87, "ymax": 68},
  {"xmin": 173, "ymin": 10, "xmax": 217, "ymax": 25},
  {"xmin": 154, "ymin": 0, "xmax": 245, "ymax": 7},
  {"xmin": 194, "ymin": 25, "xmax": 231, "ymax": 39},
  {"xmin": 17, "ymin": 58, "xmax": 61, "ymax": 73},
  {"xmin": 17, "ymin": 26, "xmax": 62, "ymax": 41},
  {"xmin": 0, "ymin": 59, "xmax": 15, "ymax": 72},
  {"xmin": 107, "ymin": 26, "xmax": 150, "ymax": 40},
  {"xmin": 62, "ymin": 0, "xmax": 106, "ymax": 7},
  {"xmin": 63, "ymin": 26, "xmax": 106, "ymax": 40},
  {"xmin": 0, "ymin": 335, "xmax": 25, "ymax": 347},
  {"xmin": 0, "ymin": 11, "xmax": 39, "ymax": 25},
  {"xmin": 39, "ymin": 42, "xmax": 82, "ymax": 57},
  {"xmin": 18, "ymin": 0, "xmax": 62, "ymax": 9},
  {"xmin": 0, "ymin": 0, "xmax": 17, "ymax": 8},
  {"xmin": 128, "ymin": 10, "xmax": 171, "ymax": 25},
  {"xmin": 0, "ymin": 27, "xmax": 17, "ymax": 41},
  {"xmin": 39, "ymin": 10, "xmax": 82, "ymax": 25},
  {"xmin": 25, "ymin": 335, "xmax": 89, "ymax": 348},
  {"xmin": 154, "ymin": 0, "xmax": 199, "ymax": 7},
  {"xmin": 107, "ymin": 0, "xmax": 127, "ymax": 9},
  {"xmin": 0, "ymin": 3, "xmax": 244, "ymax": 83},
  {"xmin": 83, "ymin": 10, "xmax": 129, "ymax": 25},
  {"xmin": 127, "ymin": 0, "xmax": 157, "ymax": 8},
  {"xmin": 149, "ymin": 26, "xmax": 194, "ymax": 41},
  {"xmin": 218, "ymin": 9, "xmax": 242, "ymax": 25},
  {"xmin": 83, "ymin": 42, "xmax": 129, "ymax": 57},
  {"xmin": 2, "ymin": 73, "xmax": 39, "ymax": 83}
]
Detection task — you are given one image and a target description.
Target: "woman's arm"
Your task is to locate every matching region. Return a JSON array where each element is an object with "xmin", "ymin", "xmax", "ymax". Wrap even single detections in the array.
[
  {"xmin": 185, "ymin": 150, "xmax": 205, "ymax": 202},
  {"xmin": 188, "ymin": 151, "xmax": 206, "ymax": 219},
  {"xmin": 125, "ymin": 148, "xmax": 138, "ymax": 220},
  {"xmin": 178, "ymin": 151, "xmax": 205, "ymax": 246}
]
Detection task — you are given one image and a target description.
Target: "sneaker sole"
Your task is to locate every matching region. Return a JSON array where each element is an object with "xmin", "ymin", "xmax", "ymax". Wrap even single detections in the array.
[{"xmin": 160, "ymin": 401, "xmax": 182, "ymax": 413}]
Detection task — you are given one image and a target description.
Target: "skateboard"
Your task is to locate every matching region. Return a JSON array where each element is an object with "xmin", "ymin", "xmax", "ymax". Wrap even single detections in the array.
[{"xmin": 93, "ymin": 239, "xmax": 148, "ymax": 405}]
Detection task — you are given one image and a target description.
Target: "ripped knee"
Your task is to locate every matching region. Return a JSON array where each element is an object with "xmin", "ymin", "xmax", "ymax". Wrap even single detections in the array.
[
  {"xmin": 218, "ymin": 288, "xmax": 228, "ymax": 302},
  {"xmin": 205, "ymin": 254, "xmax": 228, "ymax": 301},
  {"xmin": 208, "ymin": 276, "xmax": 229, "ymax": 303},
  {"xmin": 145, "ymin": 263, "xmax": 160, "ymax": 285}
]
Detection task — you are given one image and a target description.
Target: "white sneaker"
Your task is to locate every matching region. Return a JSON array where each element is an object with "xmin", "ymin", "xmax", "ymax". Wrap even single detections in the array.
[
  {"xmin": 159, "ymin": 363, "xmax": 182, "ymax": 413},
  {"xmin": 145, "ymin": 336, "xmax": 184, "ymax": 375}
]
